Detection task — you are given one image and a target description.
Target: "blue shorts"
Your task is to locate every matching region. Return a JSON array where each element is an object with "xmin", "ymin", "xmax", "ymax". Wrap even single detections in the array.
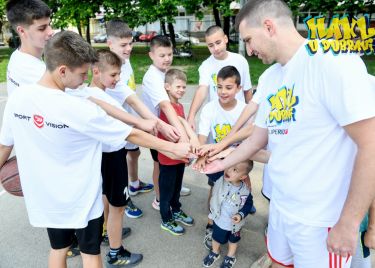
[
  {"xmin": 212, "ymin": 222, "xmax": 241, "ymax": 244},
  {"xmin": 207, "ymin": 171, "xmax": 224, "ymax": 186}
]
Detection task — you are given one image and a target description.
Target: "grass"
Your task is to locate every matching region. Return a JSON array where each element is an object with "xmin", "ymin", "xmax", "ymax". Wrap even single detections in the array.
[{"xmin": 1, "ymin": 45, "xmax": 374, "ymax": 85}]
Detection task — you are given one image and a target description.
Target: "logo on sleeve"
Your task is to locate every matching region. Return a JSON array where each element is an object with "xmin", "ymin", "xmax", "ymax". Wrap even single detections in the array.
[{"xmin": 33, "ymin": 115, "xmax": 44, "ymax": 128}]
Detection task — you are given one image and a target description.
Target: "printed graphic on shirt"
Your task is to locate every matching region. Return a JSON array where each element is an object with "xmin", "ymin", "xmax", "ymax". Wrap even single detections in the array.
[
  {"xmin": 214, "ymin": 123, "xmax": 231, "ymax": 143},
  {"xmin": 33, "ymin": 115, "xmax": 44, "ymax": 128},
  {"xmin": 240, "ymin": 195, "xmax": 248, "ymax": 206},
  {"xmin": 127, "ymin": 74, "xmax": 136, "ymax": 91},
  {"xmin": 266, "ymin": 85, "xmax": 299, "ymax": 135},
  {"xmin": 13, "ymin": 113, "xmax": 69, "ymax": 129},
  {"xmin": 211, "ymin": 73, "xmax": 218, "ymax": 92}
]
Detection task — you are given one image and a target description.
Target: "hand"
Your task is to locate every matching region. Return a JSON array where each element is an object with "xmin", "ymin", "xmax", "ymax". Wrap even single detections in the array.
[
  {"xmin": 187, "ymin": 117, "xmax": 196, "ymax": 131},
  {"xmin": 203, "ymin": 159, "xmax": 225, "ymax": 174},
  {"xmin": 190, "ymin": 138, "xmax": 201, "ymax": 155},
  {"xmin": 197, "ymin": 143, "xmax": 221, "ymax": 157},
  {"xmin": 364, "ymin": 228, "xmax": 375, "ymax": 249},
  {"xmin": 232, "ymin": 214, "xmax": 242, "ymax": 223},
  {"xmin": 157, "ymin": 120, "xmax": 180, "ymax": 142},
  {"xmin": 136, "ymin": 119, "xmax": 158, "ymax": 135},
  {"xmin": 192, "ymin": 156, "xmax": 207, "ymax": 172},
  {"xmin": 161, "ymin": 142, "xmax": 191, "ymax": 162},
  {"xmin": 178, "ymin": 133, "xmax": 190, "ymax": 144},
  {"xmin": 326, "ymin": 221, "xmax": 358, "ymax": 258},
  {"xmin": 207, "ymin": 147, "xmax": 236, "ymax": 163}
]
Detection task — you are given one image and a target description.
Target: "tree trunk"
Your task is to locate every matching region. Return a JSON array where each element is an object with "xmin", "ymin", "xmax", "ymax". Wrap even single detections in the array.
[
  {"xmin": 160, "ymin": 20, "xmax": 167, "ymax": 35},
  {"xmin": 213, "ymin": 3, "xmax": 221, "ymax": 27},
  {"xmin": 76, "ymin": 19, "xmax": 82, "ymax": 37},
  {"xmin": 223, "ymin": 16, "xmax": 230, "ymax": 37},
  {"xmin": 86, "ymin": 17, "xmax": 91, "ymax": 44},
  {"xmin": 167, "ymin": 22, "xmax": 176, "ymax": 48}
]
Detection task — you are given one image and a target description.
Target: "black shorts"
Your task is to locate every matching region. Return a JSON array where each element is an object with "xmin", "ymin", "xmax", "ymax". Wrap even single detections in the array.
[
  {"xmin": 47, "ymin": 214, "xmax": 104, "ymax": 255},
  {"xmin": 212, "ymin": 222, "xmax": 241, "ymax": 244},
  {"xmin": 126, "ymin": 147, "xmax": 140, "ymax": 152},
  {"xmin": 207, "ymin": 171, "xmax": 224, "ymax": 186},
  {"xmin": 150, "ymin": 148, "xmax": 159, "ymax": 162},
  {"xmin": 102, "ymin": 148, "xmax": 129, "ymax": 207}
]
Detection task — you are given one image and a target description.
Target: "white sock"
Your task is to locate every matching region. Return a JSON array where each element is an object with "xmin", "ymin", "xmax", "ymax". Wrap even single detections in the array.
[{"xmin": 130, "ymin": 179, "xmax": 140, "ymax": 188}]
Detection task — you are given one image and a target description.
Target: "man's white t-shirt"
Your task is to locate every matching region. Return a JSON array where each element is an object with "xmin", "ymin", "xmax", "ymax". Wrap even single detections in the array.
[
  {"xmin": 6, "ymin": 49, "xmax": 46, "ymax": 96},
  {"xmin": 141, "ymin": 64, "xmax": 169, "ymax": 116},
  {"xmin": 0, "ymin": 84, "xmax": 131, "ymax": 228},
  {"xmin": 67, "ymin": 86, "xmax": 127, "ymax": 152},
  {"xmin": 255, "ymin": 42, "xmax": 375, "ymax": 227},
  {"xmin": 199, "ymin": 52, "xmax": 252, "ymax": 102},
  {"xmin": 199, "ymin": 99, "xmax": 246, "ymax": 144}
]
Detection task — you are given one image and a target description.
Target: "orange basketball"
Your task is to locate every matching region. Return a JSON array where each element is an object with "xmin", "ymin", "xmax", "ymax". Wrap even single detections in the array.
[{"xmin": 0, "ymin": 156, "xmax": 23, "ymax": 197}]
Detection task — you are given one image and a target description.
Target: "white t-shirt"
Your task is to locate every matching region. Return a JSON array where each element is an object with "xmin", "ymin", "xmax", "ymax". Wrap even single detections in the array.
[
  {"xmin": 6, "ymin": 49, "xmax": 46, "ymax": 96},
  {"xmin": 141, "ymin": 64, "xmax": 169, "ymax": 116},
  {"xmin": 67, "ymin": 86, "xmax": 127, "ymax": 152},
  {"xmin": 0, "ymin": 84, "xmax": 131, "ymax": 228},
  {"xmin": 199, "ymin": 52, "xmax": 252, "ymax": 102},
  {"xmin": 255, "ymin": 42, "xmax": 375, "ymax": 227},
  {"xmin": 199, "ymin": 99, "xmax": 246, "ymax": 144}
]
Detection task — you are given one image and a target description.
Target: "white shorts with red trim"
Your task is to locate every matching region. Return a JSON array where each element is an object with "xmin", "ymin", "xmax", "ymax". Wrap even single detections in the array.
[{"xmin": 266, "ymin": 202, "xmax": 352, "ymax": 268}]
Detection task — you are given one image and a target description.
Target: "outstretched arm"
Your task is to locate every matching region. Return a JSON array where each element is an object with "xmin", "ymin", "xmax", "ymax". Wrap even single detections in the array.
[{"xmin": 327, "ymin": 117, "xmax": 375, "ymax": 257}]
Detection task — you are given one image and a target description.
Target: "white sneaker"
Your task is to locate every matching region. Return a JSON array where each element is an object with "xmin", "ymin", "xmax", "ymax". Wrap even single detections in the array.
[
  {"xmin": 152, "ymin": 198, "xmax": 160, "ymax": 210},
  {"xmin": 180, "ymin": 186, "xmax": 191, "ymax": 196},
  {"xmin": 250, "ymin": 253, "xmax": 272, "ymax": 268}
]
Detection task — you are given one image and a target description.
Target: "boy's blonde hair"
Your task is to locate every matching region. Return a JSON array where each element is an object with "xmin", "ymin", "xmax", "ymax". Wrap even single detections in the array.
[
  {"xmin": 165, "ymin": 69, "xmax": 187, "ymax": 85},
  {"xmin": 95, "ymin": 49, "xmax": 122, "ymax": 71}
]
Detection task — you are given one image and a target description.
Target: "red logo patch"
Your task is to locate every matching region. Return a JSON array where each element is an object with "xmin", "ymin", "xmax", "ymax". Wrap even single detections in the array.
[{"xmin": 33, "ymin": 115, "xmax": 44, "ymax": 128}]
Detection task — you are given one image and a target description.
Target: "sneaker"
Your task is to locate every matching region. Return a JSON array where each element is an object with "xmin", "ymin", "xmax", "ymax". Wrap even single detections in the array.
[
  {"xmin": 172, "ymin": 210, "xmax": 194, "ymax": 226},
  {"xmin": 66, "ymin": 237, "xmax": 80, "ymax": 258},
  {"xmin": 250, "ymin": 253, "xmax": 272, "ymax": 268},
  {"xmin": 125, "ymin": 200, "xmax": 143, "ymax": 218},
  {"xmin": 129, "ymin": 180, "xmax": 154, "ymax": 196},
  {"xmin": 250, "ymin": 205, "xmax": 257, "ymax": 214},
  {"xmin": 203, "ymin": 250, "xmax": 220, "ymax": 267},
  {"xmin": 204, "ymin": 227, "xmax": 213, "ymax": 250},
  {"xmin": 220, "ymin": 256, "xmax": 237, "ymax": 268},
  {"xmin": 106, "ymin": 248, "xmax": 143, "ymax": 268},
  {"xmin": 152, "ymin": 198, "xmax": 160, "ymax": 210},
  {"xmin": 180, "ymin": 185, "xmax": 191, "ymax": 196},
  {"xmin": 160, "ymin": 220, "xmax": 185, "ymax": 236},
  {"xmin": 102, "ymin": 227, "xmax": 132, "ymax": 246},
  {"xmin": 66, "ymin": 245, "xmax": 80, "ymax": 258}
]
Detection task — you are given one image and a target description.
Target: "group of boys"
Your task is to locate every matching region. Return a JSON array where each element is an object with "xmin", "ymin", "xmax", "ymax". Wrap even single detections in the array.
[
  {"xmin": 2, "ymin": 0, "xmax": 375, "ymax": 268},
  {"xmin": 1, "ymin": 0, "xmax": 261, "ymax": 268}
]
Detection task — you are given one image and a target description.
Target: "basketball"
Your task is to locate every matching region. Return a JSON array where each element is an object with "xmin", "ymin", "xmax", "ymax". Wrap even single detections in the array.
[{"xmin": 0, "ymin": 156, "xmax": 23, "ymax": 197}]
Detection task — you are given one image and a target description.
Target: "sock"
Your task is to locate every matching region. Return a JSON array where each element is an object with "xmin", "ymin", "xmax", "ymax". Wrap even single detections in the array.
[
  {"xmin": 130, "ymin": 179, "xmax": 140, "ymax": 188},
  {"xmin": 109, "ymin": 247, "xmax": 121, "ymax": 258}
]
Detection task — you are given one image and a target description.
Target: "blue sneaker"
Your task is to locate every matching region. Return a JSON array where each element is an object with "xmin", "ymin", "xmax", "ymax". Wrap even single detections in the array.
[
  {"xmin": 129, "ymin": 180, "xmax": 154, "ymax": 196},
  {"xmin": 161, "ymin": 220, "xmax": 184, "ymax": 236},
  {"xmin": 203, "ymin": 250, "xmax": 220, "ymax": 267},
  {"xmin": 172, "ymin": 210, "xmax": 194, "ymax": 226},
  {"xmin": 125, "ymin": 200, "xmax": 143, "ymax": 218},
  {"xmin": 220, "ymin": 256, "xmax": 237, "ymax": 268}
]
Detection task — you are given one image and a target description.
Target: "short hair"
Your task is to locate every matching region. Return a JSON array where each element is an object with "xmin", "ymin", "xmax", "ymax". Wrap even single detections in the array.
[
  {"xmin": 95, "ymin": 49, "xmax": 122, "ymax": 71},
  {"xmin": 238, "ymin": 160, "xmax": 254, "ymax": 175},
  {"xmin": 150, "ymin": 35, "xmax": 172, "ymax": 51},
  {"xmin": 217, "ymin": 66, "xmax": 241, "ymax": 86},
  {"xmin": 106, "ymin": 19, "xmax": 132, "ymax": 39},
  {"xmin": 205, "ymin": 25, "xmax": 224, "ymax": 37},
  {"xmin": 235, "ymin": 0, "xmax": 293, "ymax": 30},
  {"xmin": 6, "ymin": 0, "xmax": 51, "ymax": 30},
  {"xmin": 165, "ymin": 69, "xmax": 187, "ymax": 84},
  {"xmin": 44, "ymin": 31, "xmax": 98, "ymax": 71}
]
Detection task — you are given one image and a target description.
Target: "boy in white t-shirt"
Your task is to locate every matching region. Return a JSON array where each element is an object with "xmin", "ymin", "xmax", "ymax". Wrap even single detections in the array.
[
  {"xmin": 0, "ymin": 31, "xmax": 191, "ymax": 268},
  {"xmin": 6, "ymin": 0, "xmax": 53, "ymax": 96},
  {"xmin": 141, "ymin": 35, "xmax": 191, "ymax": 210},
  {"xmin": 187, "ymin": 26, "xmax": 252, "ymax": 130},
  {"xmin": 105, "ymin": 19, "xmax": 154, "ymax": 219},
  {"xmin": 193, "ymin": 66, "xmax": 252, "ymax": 251}
]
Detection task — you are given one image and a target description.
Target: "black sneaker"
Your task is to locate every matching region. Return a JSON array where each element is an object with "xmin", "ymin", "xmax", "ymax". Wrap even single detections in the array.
[
  {"xmin": 102, "ymin": 227, "xmax": 132, "ymax": 246},
  {"xmin": 203, "ymin": 250, "xmax": 220, "ymax": 267},
  {"xmin": 106, "ymin": 248, "xmax": 143, "ymax": 268},
  {"xmin": 220, "ymin": 256, "xmax": 237, "ymax": 268},
  {"xmin": 66, "ymin": 237, "xmax": 80, "ymax": 258}
]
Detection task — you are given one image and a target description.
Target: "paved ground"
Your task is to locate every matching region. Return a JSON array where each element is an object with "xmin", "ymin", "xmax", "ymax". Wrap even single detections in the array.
[{"xmin": 0, "ymin": 83, "xmax": 373, "ymax": 268}]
